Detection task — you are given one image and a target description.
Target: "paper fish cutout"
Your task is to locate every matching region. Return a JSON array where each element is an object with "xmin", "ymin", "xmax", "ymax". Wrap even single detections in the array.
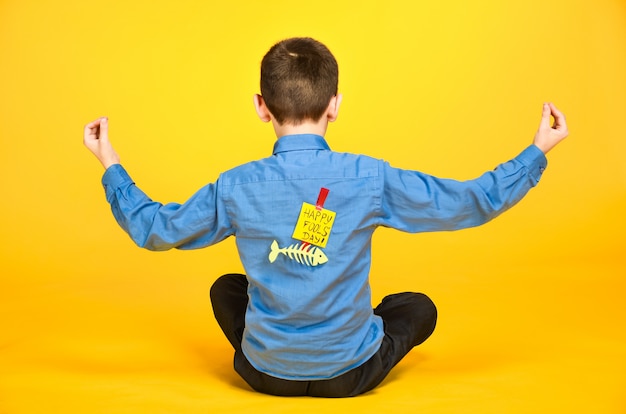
[{"xmin": 268, "ymin": 240, "xmax": 328, "ymax": 267}]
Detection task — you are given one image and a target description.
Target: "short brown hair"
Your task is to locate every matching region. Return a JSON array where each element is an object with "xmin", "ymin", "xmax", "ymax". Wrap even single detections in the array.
[{"xmin": 260, "ymin": 37, "xmax": 339, "ymax": 125}]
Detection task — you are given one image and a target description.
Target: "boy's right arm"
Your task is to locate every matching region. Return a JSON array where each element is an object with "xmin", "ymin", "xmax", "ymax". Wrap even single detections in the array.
[
  {"xmin": 100, "ymin": 166, "xmax": 232, "ymax": 251},
  {"xmin": 83, "ymin": 117, "xmax": 233, "ymax": 251}
]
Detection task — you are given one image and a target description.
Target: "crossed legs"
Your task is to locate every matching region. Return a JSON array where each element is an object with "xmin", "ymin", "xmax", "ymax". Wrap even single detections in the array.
[{"xmin": 210, "ymin": 273, "xmax": 437, "ymax": 397}]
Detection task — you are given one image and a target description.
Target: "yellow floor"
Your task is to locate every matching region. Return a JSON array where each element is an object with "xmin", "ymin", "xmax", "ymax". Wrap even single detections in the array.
[{"xmin": 1, "ymin": 244, "xmax": 624, "ymax": 413}]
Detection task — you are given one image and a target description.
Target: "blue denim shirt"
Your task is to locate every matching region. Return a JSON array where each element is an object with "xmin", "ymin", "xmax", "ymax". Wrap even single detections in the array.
[{"xmin": 102, "ymin": 134, "xmax": 547, "ymax": 380}]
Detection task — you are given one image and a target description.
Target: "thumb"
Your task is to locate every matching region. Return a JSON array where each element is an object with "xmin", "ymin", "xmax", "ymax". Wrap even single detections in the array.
[
  {"xmin": 99, "ymin": 117, "xmax": 109, "ymax": 141},
  {"xmin": 539, "ymin": 103, "xmax": 551, "ymax": 129}
]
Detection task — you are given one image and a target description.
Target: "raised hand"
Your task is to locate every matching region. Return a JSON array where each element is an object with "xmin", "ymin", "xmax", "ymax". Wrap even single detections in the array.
[
  {"xmin": 533, "ymin": 103, "xmax": 569, "ymax": 154},
  {"xmin": 83, "ymin": 117, "xmax": 120, "ymax": 169}
]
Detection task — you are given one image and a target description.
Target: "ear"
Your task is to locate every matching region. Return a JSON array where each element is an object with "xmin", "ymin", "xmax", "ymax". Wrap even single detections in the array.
[
  {"xmin": 253, "ymin": 94, "xmax": 272, "ymax": 122},
  {"xmin": 326, "ymin": 94, "xmax": 343, "ymax": 122}
]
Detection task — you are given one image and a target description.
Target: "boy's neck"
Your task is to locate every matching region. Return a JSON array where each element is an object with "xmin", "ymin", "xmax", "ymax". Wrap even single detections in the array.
[{"xmin": 272, "ymin": 119, "xmax": 328, "ymax": 140}]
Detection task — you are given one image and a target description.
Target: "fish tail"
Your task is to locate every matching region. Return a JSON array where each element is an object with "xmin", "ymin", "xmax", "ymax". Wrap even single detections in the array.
[{"xmin": 268, "ymin": 240, "xmax": 280, "ymax": 263}]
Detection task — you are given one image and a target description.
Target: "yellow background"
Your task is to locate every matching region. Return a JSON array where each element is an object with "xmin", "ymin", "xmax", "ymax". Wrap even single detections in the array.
[{"xmin": 1, "ymin": 0, "xmax": 625, "ymax": 412}]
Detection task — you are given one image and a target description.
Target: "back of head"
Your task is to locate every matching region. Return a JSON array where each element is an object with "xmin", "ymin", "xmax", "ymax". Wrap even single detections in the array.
[{"xmin": 261, "ymin": 37, "xmax": 338, "ymax": 125}]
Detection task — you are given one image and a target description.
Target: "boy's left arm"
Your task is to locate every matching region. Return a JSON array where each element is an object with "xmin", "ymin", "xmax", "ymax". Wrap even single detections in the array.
[{"xmin": 378, "ymin": 103, "xmax": 569, "ymax": 232}]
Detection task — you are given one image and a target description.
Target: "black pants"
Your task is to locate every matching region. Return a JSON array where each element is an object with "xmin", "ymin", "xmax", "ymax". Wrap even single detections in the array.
[{"xmin": 210, "ymin": 273, "xmax": 437, "ymax": 397}]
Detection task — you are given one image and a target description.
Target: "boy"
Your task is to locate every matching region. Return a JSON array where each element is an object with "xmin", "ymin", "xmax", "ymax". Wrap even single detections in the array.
[{"xmin": 84, "ymin": 37, "xmax": 568, "ymax": 397}]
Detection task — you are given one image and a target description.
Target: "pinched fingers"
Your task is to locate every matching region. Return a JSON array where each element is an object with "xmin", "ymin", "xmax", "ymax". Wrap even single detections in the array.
[
  {"xmin": 83, "ymin": 116, "xmax": 119, "ymax": 169},
  {"xmin": 83, "ymin": 117, "xmax": 109, "ymax": 146},
  {"xmin": 533, "ymin": 103, "xmax": 569, "ymax": 154},
  {"xmin": 549, "ymin": 103, "xmax": 568, "ymax": 134},
  {"xmin": 84, "ymin": 118, "xmax": 102, "ymax": 141}
]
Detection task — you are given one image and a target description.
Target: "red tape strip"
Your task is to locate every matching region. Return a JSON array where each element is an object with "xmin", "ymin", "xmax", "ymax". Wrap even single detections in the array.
[{"xmin": 316, "ymin": 188, "xmax": 329, "ymax": 210}]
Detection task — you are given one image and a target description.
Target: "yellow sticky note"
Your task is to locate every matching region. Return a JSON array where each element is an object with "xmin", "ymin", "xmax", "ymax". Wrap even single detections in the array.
[{"xmin": 291, "ymin": 202, "xmax": 336, "ymax": 248}]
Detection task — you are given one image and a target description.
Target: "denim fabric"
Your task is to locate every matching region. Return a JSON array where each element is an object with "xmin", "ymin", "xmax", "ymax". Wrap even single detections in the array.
[{"xmin": 102, "ymin": 134, "xmax": 546, "ymax": 380}]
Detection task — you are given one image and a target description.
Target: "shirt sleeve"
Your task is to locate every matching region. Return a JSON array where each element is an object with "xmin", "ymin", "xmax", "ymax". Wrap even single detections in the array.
[
  {"xmin": 101, "ymin": 164, "xmax": 233, "ymax": 251},
  {"xmin": 378, "ymin": 144, "xmax": 547, "ymax": 232}
]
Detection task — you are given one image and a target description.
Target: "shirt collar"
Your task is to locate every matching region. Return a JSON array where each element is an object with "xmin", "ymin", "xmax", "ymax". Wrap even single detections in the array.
[{"xmin": 272, "ymin": 134, "xmax": 331, "ymax": 155}]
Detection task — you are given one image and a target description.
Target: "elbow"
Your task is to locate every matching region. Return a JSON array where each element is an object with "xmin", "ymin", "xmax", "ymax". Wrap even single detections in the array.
[
  {"xmin": 133, "ymin": 231, "xmax": 174, "ymax": 252},
  {"xmin": 448, "ymin": 209, "xmax": 497, "ymax": 231},
  {"xmin": 457, "ymin": 193, "xmax": 508, "ymax": 229}
]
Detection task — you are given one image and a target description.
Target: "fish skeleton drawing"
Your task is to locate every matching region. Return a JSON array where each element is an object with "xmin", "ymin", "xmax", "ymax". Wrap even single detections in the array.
[{"xmin": 268, "ymin": 240, "xmax": 328, "ymax": 267}]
